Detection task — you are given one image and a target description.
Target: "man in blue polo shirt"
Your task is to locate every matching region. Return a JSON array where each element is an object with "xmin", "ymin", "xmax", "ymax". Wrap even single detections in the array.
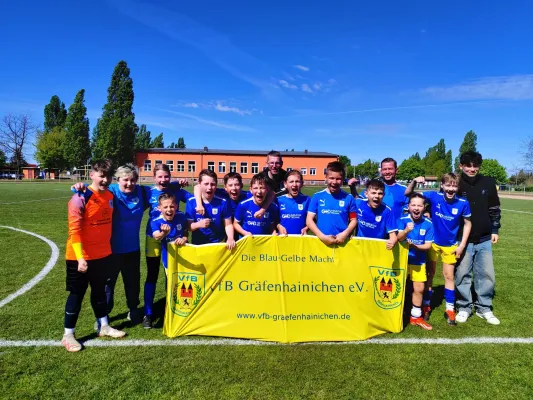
[
  {"xmin": 354, "ymin": 179, "xmax": 398, "ymax": 250},
  {"xmin": 307, "ymin": 161, "xmax": 357, "ymax": 246},
  {"xmin": 186, "ymin": 169, "xmax": 235, "ymax": 249}
]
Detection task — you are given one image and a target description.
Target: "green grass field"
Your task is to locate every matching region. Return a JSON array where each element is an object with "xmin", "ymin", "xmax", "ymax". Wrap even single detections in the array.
[{"xmin": 1, "ymin": 182, "xmax": 532, "ymax": 399}]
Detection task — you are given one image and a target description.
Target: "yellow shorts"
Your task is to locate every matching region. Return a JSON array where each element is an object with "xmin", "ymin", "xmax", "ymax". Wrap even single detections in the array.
[
  {"xmin": 145, "ymin": 236, "xmax": 162, "ymax": 257},
  {"xmin": 428, "ymin": 243, "xmax": 458, "ymax": 265},
  {"xmin": 408, "ymin": 264, "xmax": 427, "ymax": 282}
]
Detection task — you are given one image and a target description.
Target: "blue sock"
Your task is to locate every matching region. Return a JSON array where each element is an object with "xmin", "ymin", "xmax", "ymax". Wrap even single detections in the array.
[
  {"xmin": 144, "ymin": 282, "xmax": 155, "ymax": 316},
  {"xmin": 444, "ymin": 288, "xmax": 455, "ymax": 310},
  {"xmin": 423, "ymin": 289, "xmax": 433, "ymax": 306}
]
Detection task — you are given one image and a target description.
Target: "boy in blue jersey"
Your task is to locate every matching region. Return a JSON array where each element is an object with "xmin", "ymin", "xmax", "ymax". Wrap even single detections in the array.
[
  {"xmin": 355, "ymin": 179, "xmax": 398, "ymax": 249},
  {"xmin": 405, "ymin": 173, "xmax": 472, "ymax": 325},
  {"xmin": 397, "ymin": 193, "xmax": 435, "ymax": 330},
  {"xmin": 307, "ymin": 161, "xmax": 357, "ymax": 246},
  {"xmin": 277, "ymin": 170, "xmax": 310, "ymax": 235},
  {"xmin": 234, "ymin": 174, "xmax": 279, "ymax": 236},
  {"xmin": 186, "ymin": 169, "xmax": 235, "ymax": 249}
]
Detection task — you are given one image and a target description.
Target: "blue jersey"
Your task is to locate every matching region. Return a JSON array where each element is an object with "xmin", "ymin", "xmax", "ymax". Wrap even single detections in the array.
[
  {"xmin": 150, "ymin": 213, "xmax": 187, "ymax": 268},
  {"xmin": 186, "ymin": 196, "xmax": 233, "ymax": 244},
  {"xmin": 234, "ymin": 198, "xmax": 279, "ymax": 236},
  {"xmin": 277, "ymin": 193, "xmax": 310, "ymax": 234},
  {"xmin": 308, "ymin": 189, "xmax": 357, "ymax": 236},
  {"xmin": 398, "ymin": 216, "xmax": 434, "ymax": 265},
  {"xmin": 146, "ymin": 183, "xmax": 192, "ymax": 236},
  {"xmin": 109, "ymin": 184, "xmax": 150, "ymax": 254},
  {"xmin": 355, "ymin": 198, "xmax": 397, "ymax": 239},
  {"xmin": 214, "ymin": 188, "xmax": 252, "ymax": 216},
  {"xmin": 423, "ymin": 191, "xmax": 471, "ymax": 246}
]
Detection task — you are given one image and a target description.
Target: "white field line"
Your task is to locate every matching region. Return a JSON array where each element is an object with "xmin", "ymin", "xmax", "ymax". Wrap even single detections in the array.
[
  {"xmin": 1, "ymin": 337, "xmax": 533, "ymax": 348},
  {"xmin": 0, "ymin": 196, "xmax": 70, "ymax": 205},
  {"xmin": 501, "ymin": 209, "xmax": 533, "ymax": 215},
  {"xmin": 0, "ymin": 226, "xmax": 59, "ymax": 308}
]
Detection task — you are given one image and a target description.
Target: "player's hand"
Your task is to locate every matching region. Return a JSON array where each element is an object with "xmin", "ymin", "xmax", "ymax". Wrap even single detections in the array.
[
  {"xmin": 160, "ymin": 224, "xmax": 171, "ymax": 234},
  {"xmin": 414, "ymin": 176, "xmax": 425, "ymax": 184},
  {"xmin": 386, "ymin": 238, "xmax": 397, "ymax": 250},
  {"xmin": 178, "ymin": 178, "xmax": 189, "ymax": 187},
  {"xmin": 301, "ymin": 227, "xmax": 308, "ymax": 236},
  {"xmin": 226, "ymin": 238, "xmax": 236, "ymax": 250},
  {"xmin": 491, "ymin": 234, "xmax": 499, "ymax": 244},
  {"xmin": 174, "ymin": 237, "xmax": 187, "ymax": 246},
  {"xmin": 454, "ymin": 245, "xmax": 465, "ymax": 259},
  {"xmin": 347, "ymin": 178, "xmax": 358, "ymax": 186},
  {"xmin": 320, "ymin": 234, "xmax": 337, "ymax": 246},
  {"xmin": 78, "ymin": 259, "xmax": 88, "ymax": 273},
  {"xmin": 277, "ymin": 225, "xmax": 288, "ymax": 236},
  {"xmin": 254, "ymin": 208, "xmax": 266, "ymax": 219},
  {"xmin": 195, "ymin": 205, "xmax": 205, "ymax": 216},
  {"xmin": 406, "ymin": 222, "xmax": 414, "ymax": 232},
  {"xmin": 197, "ymin": 218, "xmax": 211, "ymax": 228}
]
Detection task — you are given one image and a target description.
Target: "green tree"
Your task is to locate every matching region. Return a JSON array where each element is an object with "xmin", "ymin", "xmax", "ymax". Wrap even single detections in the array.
[
  {"xmin": 150, "ymin": 133, "xmax": 164, "ymax": 148},
  {"xmin": 0, "ymin": 148, "xmax": 6, "ymax": 167},
  {"xmin": 92, "ymin": 60, "xmax": 136, "ymax": 165},
  {"xmin": 44, "ymin": 95, "xmax": 67, "ymax": 133},
  {"xmin": 134, "ymin": 124, "xmax": 152, "ymax": 150},
  {"xmin": 177, "ymin": 137, "xmax": 186, "ymax": 148},
  {"xmin": 397, "ymin": 157, "xmax": 425, "ymax": 181},
  {"xmin": 35, "ymin": 128, "xmax": 69, "ymax": 173},
  {"xmin": 338, "ymin": 155, "xmax": 351, "ymax": 168},
  {"xmin": 455, "ymin": 130, "xmax": 478, "ymax": 171},
  {"xmin": 63, "ymin": 89, "xmax": 90, "ymax": 168},
  {"xmin": 480, "ymin": 159, "xmax": 507, "ymax": 184}
]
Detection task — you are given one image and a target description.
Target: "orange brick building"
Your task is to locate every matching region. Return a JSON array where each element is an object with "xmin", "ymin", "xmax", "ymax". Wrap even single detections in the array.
[{"xmin": 135, "ymin": 148, "xmax": 339, "ymax": 184}]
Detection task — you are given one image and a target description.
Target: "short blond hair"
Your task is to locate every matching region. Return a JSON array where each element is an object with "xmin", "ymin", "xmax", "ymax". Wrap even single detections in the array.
[{"xmin": 115, "ymin": 163, "xmax": 139, "ymax": 181}]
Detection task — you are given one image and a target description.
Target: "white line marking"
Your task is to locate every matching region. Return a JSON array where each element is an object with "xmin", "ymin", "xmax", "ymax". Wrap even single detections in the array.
[
  {"xmin": 0, "ymin": 226, "xmax": 59, "ymax": 308},
  {"xmin": 1, "ymin": 337, "xmax": 533, "ymax": 348},
  {"xmin": 502, "ymin": 209, "xmax": 533, "ymax": 215},
  {"xmin": 0, "ymin": 197, "xmax": 70, "ymax": 205}
]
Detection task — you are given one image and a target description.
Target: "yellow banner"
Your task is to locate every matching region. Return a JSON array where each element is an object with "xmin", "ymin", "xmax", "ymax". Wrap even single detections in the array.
[{"xmin": 164, "ymin": 236, "xmax": 408, "ymax": 343}]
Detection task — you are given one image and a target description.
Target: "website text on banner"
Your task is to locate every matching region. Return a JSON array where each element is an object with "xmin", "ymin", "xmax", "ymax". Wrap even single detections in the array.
[{"xmin": 164, "ymin": 236, "xmax": 408, "ymax": 343}]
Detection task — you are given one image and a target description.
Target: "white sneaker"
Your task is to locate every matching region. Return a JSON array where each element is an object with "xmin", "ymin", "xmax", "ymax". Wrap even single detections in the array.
[
  {"xmin": 61, "ymin": 333, "xmax": 82, "ymax": 352},
  {"xmin": 476, "ymin": 311, "xmax": 500, "ymax": 325},
  {"xmin": 98, "ymin": 325, "xmax": 126, "ymax": 338},
  {"xmin": 456, "ymin": 310, "xmax": 470, "ymax": 323}
]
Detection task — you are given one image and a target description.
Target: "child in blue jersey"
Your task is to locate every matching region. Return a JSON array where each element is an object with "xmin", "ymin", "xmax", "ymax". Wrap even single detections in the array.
[
  {"xmin": 405, "ymin": 173, "xmax": 472, "ymax": 325},
  {"xmin": 307, "ymin": 161, "xmax": 357, "ymax": 246},
  {"xmin": 143, "ymin": 163, "xmax": 191, "ymax": 329},
  {"xmin": 234, "ymin": 174, "xmax": 279, "ymax": 237},
  {"xmin": 186, "ymin": 169, "xmax": 235, "ymax": 249},
  {"xmin": 354, "ymin": 179, "xmax": 398, "ymax": 250},
  {"xmin": 277, "ymin": 170, "xmax": 310, "ymax": 235},
  {"xmin": 397, "ymin": 193, "xmax": 435, "ymax": 331},
  {"xmin": 151, "ymin": 193, "xmax": 188, "ymax": 269}
]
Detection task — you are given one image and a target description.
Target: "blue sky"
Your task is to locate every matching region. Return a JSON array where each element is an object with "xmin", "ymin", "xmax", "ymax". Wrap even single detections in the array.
[{"xmin": 1, "ymin": 0, "xmax": 532, "ymax": 171}]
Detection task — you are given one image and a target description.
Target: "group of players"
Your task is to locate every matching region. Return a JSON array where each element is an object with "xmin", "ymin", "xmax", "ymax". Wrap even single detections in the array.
[{"xmin": 61, "ymin": 150, "xmax": 501, "ymax": 352}]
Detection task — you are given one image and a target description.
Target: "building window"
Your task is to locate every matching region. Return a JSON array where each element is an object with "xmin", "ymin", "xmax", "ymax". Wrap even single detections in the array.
[
  {"xmin": 301, "ymin": 168, "xmax": 307, "ymax": 176},
  {"xmin": 144, "ymin": 160, "xmax": 152, "ymax": 172},
  {"xmin": 188, "ymin": 161, "xmax": 196, "ymax": 173},
  {"xmin": 251, "ymin": 162, "xmax": 259, "ymax": 174},
  {"xmin": 207, "ymin": 161, "xmax": 215, "ymax": 171},
  {"xmin": 230, "ymin": 162, "xmax": 237, "ymax": 173},
  {"xmin": 177, "ymin": 161, "xmax": 184, "ymax": 172},
  {"xmin": 166, "ymin": 160, "xmax": 174, "ymax": 172},
  {"xmin": 310, "ymin": 168, "xmax": 316, "ymax": 176},
  {"xmin": 219, "ymin": 162, "xmax": 226, "ymax": 173},
  {"xmin": 240, "ymin": 162, "xmax": 248, "ymax": 174}
]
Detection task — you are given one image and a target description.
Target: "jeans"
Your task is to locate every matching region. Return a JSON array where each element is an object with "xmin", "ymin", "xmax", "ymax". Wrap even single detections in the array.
[{"xmin": 455, "ymin": 240, "xmax": 495, "ymax": 314}]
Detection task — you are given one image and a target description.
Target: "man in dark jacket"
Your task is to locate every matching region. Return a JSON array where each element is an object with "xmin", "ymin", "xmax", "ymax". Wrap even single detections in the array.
[{"xmin": 455, "ymin": 151, "xmax": 501, "ymax": 325}]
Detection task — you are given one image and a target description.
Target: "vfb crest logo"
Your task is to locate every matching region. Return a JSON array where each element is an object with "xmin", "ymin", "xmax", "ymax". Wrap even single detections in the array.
[
  {"xmin": 170, "ymin": 271, "xmax": 205, "ymax": 317},
  {"xmin": 369, "ymin": 266, "xmax": 404, "ymax": 310}
]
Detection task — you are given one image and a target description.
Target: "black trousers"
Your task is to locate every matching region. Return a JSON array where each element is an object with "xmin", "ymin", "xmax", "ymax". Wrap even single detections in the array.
[
  {"xmin": 64, "ymin": 256, "xmax": 111, "ymax": 329},
  {"xmin": 106, "ymin": 250, "xmax": 141, "ymax": 314}
]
